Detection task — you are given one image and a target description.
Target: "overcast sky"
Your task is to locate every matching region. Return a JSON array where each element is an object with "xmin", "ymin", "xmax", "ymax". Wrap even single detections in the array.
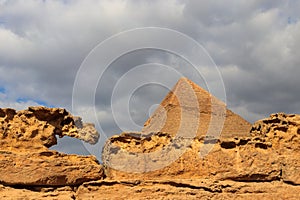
[{"xmin": 1, "ymin": 0, "xmax": 299, "ymax": 159}]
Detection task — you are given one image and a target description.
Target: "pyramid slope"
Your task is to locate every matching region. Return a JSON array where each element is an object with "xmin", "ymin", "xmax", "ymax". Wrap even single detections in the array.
[{"xmin": 142, "ymin": 77, "xmax": 251, "ymax": 138}]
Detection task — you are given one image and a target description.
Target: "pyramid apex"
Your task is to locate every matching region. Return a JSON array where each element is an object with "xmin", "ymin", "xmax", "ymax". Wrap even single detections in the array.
[
  {"xmin": 174, "ymin": 77, "xmax": 208, "ymax": 94},
  {"xmin": 157, "ymin": 77, "xmax": 211, "ymax": 108},
  {"xmin": 173, "ymin": 77, "xmax": 189, "ymax": 87},
  {"xmin": 178, "ymin": 77, "xmax": 189, "ymax": 81},
  {"xmin": 176, "ymin": 77, "xmax": 195, "ymax": 85}
]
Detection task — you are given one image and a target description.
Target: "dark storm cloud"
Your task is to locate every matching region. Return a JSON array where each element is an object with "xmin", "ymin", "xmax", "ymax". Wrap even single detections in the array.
[{"xmin": 0, "ymin": 0, "xmax": 300, "ymax": 157}]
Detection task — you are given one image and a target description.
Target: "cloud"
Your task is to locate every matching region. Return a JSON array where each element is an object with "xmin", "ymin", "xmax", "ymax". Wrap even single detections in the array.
[{"xmin": 0, "ymin": 0, "xmax": 300, "ymax": 159}]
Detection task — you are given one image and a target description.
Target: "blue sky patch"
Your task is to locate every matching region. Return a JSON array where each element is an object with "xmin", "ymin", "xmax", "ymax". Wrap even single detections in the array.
[
  {"xmin": 16, "ymin": 97, "xmax": 50, "ymax": 107},
  {"xmin": 0, "ymin": 87, "xmax": 5, "ymax": 93},
  {"xmin": 288, "ymin": 16, "xmax": 298, "ymax": 24}
]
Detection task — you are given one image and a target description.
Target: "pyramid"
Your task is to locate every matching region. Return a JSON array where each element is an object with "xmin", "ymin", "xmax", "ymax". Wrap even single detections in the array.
[{"xmin": 142, "ymin": 77, "xmax": 251, "ymax": 139}]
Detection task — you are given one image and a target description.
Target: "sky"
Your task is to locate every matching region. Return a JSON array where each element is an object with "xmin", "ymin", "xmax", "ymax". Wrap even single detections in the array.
[{"xmin": 0, "ymin": 0, "xmax": 300, "ymax": 159}]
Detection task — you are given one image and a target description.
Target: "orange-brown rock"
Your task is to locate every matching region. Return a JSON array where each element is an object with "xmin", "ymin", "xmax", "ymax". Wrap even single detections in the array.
[
  {"xmin": 101, "ymin": 113, "xmax": 300, "ymax": 199},
  {"xmin": 0, "ymin": 150, "xmax": 103, "ymax": 186},
  {"xmin": 102, "ymin": 78, "xmax": 300, "ymax": 199},
  {"xmin": 76, "ymin": 179, "xmax": 300, "ymax": 200},
  {"xmin": 0, "ymin": 106, "xmax": 99, "ymax": 149},
  {"xmin": 0, "ymin": 107, "xmax": 104, "ymax": 187},
  {"xmin": 103, "ymin": 131, "xmax": 281, "ymax": 181},
  {"xmin": 250, "ymin": 113, "xmax": 300, "ymax": 185},
  {"xmin": 0, "ymin": 184, "xmax": 75, "ymax": 200}
]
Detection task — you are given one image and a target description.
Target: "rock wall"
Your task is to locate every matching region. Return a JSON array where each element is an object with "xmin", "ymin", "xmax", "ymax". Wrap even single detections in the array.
[
  {"xmin": 250, "ymin": 113, "xmax": 300, "ymax": 185},
  {"xmin": 103, "ymin": 114, "xmax": 299, "ymax": 183},
  {"xmin": 100, "ymin": 113, "xmax": 300, "ymax": 199}
]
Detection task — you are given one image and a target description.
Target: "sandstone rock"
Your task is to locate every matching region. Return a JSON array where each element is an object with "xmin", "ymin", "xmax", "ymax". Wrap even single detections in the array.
[
  {"xmin": 250, "ymin": 113, "xmax": 300, "ymax": 150},
  {"xmin": 76, "ymin": 179, "xmax": 300, "ymax": 200},
  {"xmin": 0, "ymin": 184, "xmax": 75, "ymax": 200},
  {"xmin": 103, "ymin": 132, "xmax": 282, "ymax": 181},
  {"xmin": 0, "ymin": 106, "xmax": 104, "ymax": 187},
  {"xmin": 101, "ymin": 111, "xmax": 300, "ymax": 198},
  {"xmin": 250, "ymin": 113, "xmax": 300, "ymax": 185},
  {"xmin": 102, "ymin": 78, "xmax": 299, "ymax": 192},
  {"xmin": 0, "ymin": 150, "xmax": 103, "ymax": 186},
  {"xmin": 0, "ymin": 106, "xmax": 99, "ymax": 149}
]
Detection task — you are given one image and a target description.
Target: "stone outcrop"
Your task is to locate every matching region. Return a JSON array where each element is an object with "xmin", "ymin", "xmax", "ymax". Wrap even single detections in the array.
[
  {"xmin": 0, "ymin": 106, "xmax": 104, "ymax": 187},
  {"xmin": 0, "ymin": 106, "xmax": 99, "ymax": 149},
  {"xmin": 250, "ymin": 113, "xmax": 300, "ymax": 185},
  {"xmin": 101, "ymin": 78, "xmax": 300, "ymax": 199},
  {"xmin": 0, "ymin": 78, "xmax": 299, "ymax": 199},
  {"xmin": 0, "ymin": 150, "xmax": 103, "ymax": 186},
  {"xmin": 101, "ymin": 113, "xmax": 300, "ymax": 199},
  {"xmin": 102, "ymin": 119, "xmax": 297, "ymax": 182}
]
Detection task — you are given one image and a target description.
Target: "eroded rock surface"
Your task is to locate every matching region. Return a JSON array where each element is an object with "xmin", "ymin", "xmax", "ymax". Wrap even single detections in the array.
[
  {"xmin": 101, "ymin": 79, "xmax": 300, "ymax": 199},
  {"xmin": 103, "ymin": 113, "xmax": 300, "ymax": 186},
  {"xmin": 0, "ymin": 106, "xmax": 99, "ymax": 149},
  {"xmin": 0, "ymin": 106, "xmax": 104, "ymax": 187},
  {"xmin": 250, "ymin": 113, "xmax": 300, "ymax": 185},
  {"xmin": 0, "ymin": 150, "xmax": 103, "ymax": 186}
]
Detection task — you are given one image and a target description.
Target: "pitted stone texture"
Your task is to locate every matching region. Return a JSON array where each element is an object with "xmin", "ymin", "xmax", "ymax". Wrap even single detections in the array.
[
  {"xmin": 104, "ymin": 113, "xmax": 300, "ymax": 186},
  {"xmin": 0, "ymin": 106, "xmax": 99, "ymax": 149},
  {"xmin": 0, "ymin": 107, "xmax": 104, "ymax": 187},
  {"xmin": 0, "ymin": 150, "xmax": 103, "ymax": 186}
]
